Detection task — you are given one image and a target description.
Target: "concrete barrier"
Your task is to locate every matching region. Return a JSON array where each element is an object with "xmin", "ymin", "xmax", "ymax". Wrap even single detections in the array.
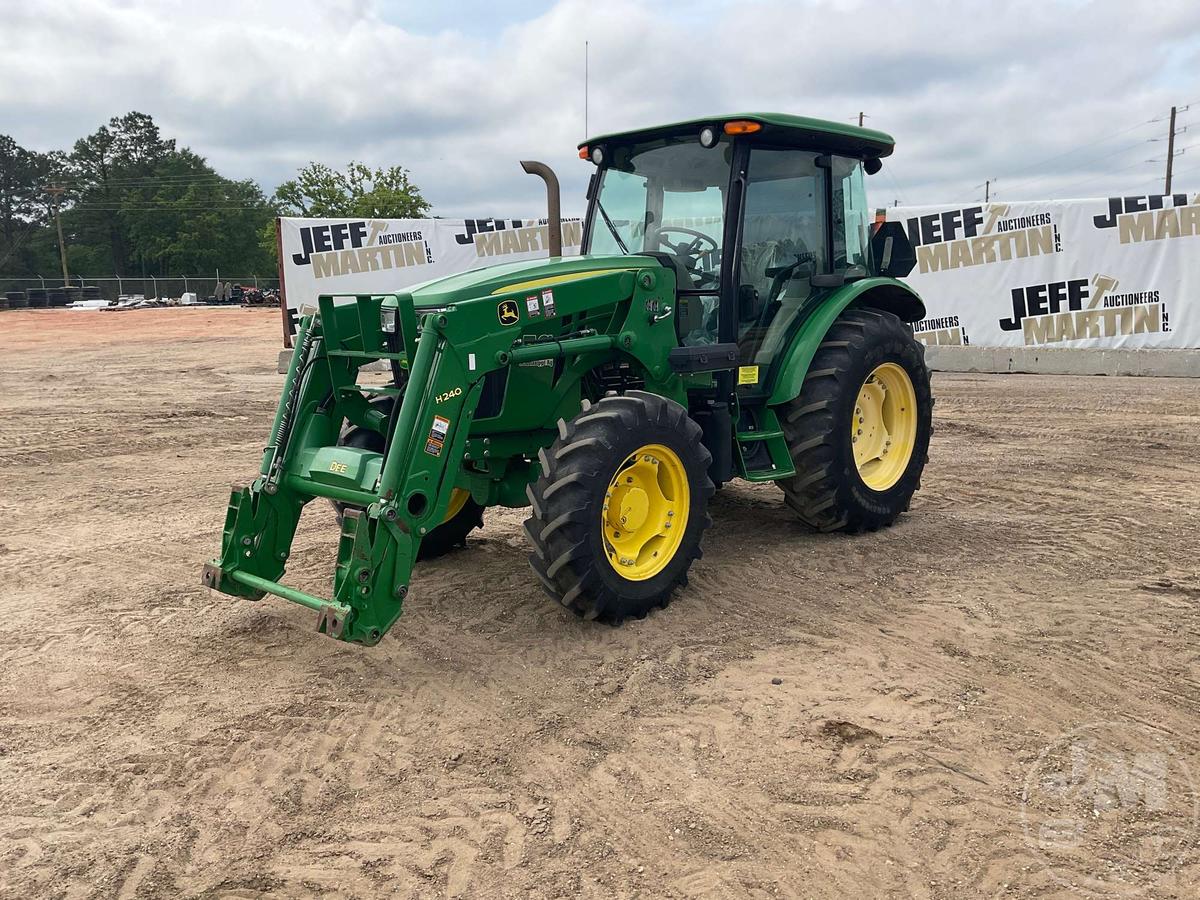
[{"xmin": 924, "ymin": 346, "xmax": 1200, "ymax": 377}]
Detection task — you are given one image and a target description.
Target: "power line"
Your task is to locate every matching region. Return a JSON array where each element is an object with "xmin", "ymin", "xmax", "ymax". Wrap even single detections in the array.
[
  {"xmin": 1000, "ymin": 135, "xmax": 1153, "ymax": 198},
  {"xmin": 0, "ymin": 217, "xmax": 43, "ymax": 270},
  {"xmin": 56, "ymin": 174, "xmax": 241, "ymax": 186},
  {"xmin": 992, "ymin": 105, "xmax": 1196, "ymax": 200},
  {"xmin": 881, "ymin": 165, "xmax": 905, "ymax": 205},
  {"xmin": 985, "ymin": 112, "xmax": 1164, "ymax": 191},
  {"xmin": 1048, "ymin": 155, "xmax": 1158, "ymax": 199},
  {"xmin": 1161, "ymin": 161, "xmax": 1200, "ymax": 181}
]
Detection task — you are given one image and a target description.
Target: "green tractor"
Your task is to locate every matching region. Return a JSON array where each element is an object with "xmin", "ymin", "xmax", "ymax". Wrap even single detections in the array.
[{"xmin": 203, "ymin": 113, "xmax": 932, "ymax": 644}]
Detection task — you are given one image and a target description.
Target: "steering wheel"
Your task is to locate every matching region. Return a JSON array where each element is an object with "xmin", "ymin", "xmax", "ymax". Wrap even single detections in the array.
[{"xmin": 655, "ymin": 226, "xmax": 720, "ymax": 288}]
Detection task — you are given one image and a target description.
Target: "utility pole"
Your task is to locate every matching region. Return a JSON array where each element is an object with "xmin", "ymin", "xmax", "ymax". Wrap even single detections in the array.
[
  {"xmin": 1164, "ymin": 105, "xmax": 1177, "ymax": 194},
  {"xmin": 45, "ymin": 185, "xmax": 69, "ymax": 285},
  {"xmin": 985, "ymin": 180, "xmax": 990, "ymax": 203},
  {"xmin": 857, "ymin": 111, "xmax": 865, "ymax": 127}
]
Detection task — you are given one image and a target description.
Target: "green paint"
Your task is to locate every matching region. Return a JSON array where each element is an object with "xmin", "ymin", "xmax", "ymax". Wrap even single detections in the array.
[
  {"xmin": 583, "ymin": 112, "xmax": 895, "ymax": 158},
  {"xmin": 765, "ymin": 278, "xmax": 926, "ymax": 407}
]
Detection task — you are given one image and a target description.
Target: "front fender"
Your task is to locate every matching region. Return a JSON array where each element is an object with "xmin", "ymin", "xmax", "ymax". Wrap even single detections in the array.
[{"xmin": 765, "ymin": 278, "xmax": 926, "ymax": 406}]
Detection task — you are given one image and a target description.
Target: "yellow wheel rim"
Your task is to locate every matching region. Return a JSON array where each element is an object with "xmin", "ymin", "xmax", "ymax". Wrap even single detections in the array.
[
  {"xmin": 441, "ymin": 488, "xmax": 470, "ymax": 524},
  {"xmin": 852, "ymin": 362, "xmax": 918, "ymax": 491},
  {"xmin": 602, "ymin": 443, "xmax": 690, "ymax": 581}
]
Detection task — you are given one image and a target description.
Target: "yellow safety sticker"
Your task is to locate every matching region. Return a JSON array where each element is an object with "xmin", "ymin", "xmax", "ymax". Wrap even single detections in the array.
[{"xmin": 737, "ymin": 365, "xmax": 759, "ymax": 385}]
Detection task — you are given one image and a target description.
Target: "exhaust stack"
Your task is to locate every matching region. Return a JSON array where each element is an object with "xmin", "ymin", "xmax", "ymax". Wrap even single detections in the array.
[{"xmin": 519, "ymin": 160, "xmax": 562, "ymax": 258}]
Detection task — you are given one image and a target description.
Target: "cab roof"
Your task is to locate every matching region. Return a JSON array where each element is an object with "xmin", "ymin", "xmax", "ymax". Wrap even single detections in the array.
[{"xmin": 581, "ymin": 112, "xmax": 895, "ymax": 160}]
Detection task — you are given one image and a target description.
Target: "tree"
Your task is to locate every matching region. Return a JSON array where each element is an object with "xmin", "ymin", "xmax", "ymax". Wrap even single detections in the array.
[
  {"xmin": 65, "ymin": 112, "xmax": 176, "ymax": 274},
  {"xmin": 0, "ymin": 136, "xmax": 55, "ymax": 274},
  {"xmin": 274, "ymin": 161, "xmax": 431, "ymax": 218},
  {"xmin": 119, "ymin": 147, "xmax": 276, "ymax": 276}
]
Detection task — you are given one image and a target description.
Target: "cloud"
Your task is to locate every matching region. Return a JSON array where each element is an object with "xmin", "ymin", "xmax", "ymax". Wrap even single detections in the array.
[{"xmin": 1, "ymin": 0, "xmax": 1197, "ymax": 215}]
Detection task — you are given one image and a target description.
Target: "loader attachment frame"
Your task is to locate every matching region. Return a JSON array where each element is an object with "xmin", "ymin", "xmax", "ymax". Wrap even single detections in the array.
[{"xmin": 203, "ymin": 267, "xmax": 684, "ymax": 644}]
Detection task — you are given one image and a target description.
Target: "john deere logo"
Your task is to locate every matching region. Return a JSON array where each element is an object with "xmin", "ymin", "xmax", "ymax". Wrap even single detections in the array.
[{"xmin": 497, "ymin": 299, "xmax": 521, "ymax": 325}]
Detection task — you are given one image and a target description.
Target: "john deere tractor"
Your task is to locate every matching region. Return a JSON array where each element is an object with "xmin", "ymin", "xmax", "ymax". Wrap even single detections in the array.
[{"xmin": 203, "ymin": 113, "xmax": 932, "ymax": 644}]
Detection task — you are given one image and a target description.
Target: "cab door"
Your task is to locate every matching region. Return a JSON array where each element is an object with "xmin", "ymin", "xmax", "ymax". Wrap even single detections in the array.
[{"xmin": 732, "ymin": 147, "xmax": 829, "ymax": 395}]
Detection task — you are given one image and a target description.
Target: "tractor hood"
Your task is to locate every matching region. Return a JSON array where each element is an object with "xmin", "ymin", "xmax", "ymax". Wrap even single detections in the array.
[{"xmin": 405, "ymin": 254, "xmax": 660, "ymax": 309}]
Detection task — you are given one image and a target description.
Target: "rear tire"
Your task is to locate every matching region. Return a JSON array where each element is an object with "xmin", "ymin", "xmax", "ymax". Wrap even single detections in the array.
[
  {"xmin": 777, "ymin": 307, "xmax": 932, "ymax": 532},
  {"xmin": 524, "ymin": 391, "xmax": 714, "ymax": 623}
]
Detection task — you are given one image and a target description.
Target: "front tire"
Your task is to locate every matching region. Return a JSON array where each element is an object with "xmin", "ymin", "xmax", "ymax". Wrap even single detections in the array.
[
  {"xmin": 524, "ymin": 391, "xmax": 714, "ymax": 622},
  {"xmin": 778, "ymin": 307, "xmax": 932, "ymax": 532}
]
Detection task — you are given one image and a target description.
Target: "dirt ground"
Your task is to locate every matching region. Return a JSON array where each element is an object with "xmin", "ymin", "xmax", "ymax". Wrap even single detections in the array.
[{"xmin": 1, "ymin": 308, "xmax": 1198, "ymax": 899}]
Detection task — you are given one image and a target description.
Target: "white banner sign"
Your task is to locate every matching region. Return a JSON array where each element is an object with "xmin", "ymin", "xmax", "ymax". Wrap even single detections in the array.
[
  {"xmin": 279, "ymin": 215, "xmax": 582, "ymax": 334},
  {"xmin": 886, "ymin": 192, "xmax": 1199, "ymax": 349}
]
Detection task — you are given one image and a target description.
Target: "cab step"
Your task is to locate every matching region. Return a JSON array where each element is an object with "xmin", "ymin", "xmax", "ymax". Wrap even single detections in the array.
[{"xmin": 735, "ymin": 407, "xmax": 796, "ymax": 481}]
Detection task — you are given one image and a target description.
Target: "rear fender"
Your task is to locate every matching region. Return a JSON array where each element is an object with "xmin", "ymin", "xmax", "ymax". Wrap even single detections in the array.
[{"xmin": 765, "ymin": 278, "xmax": 925, "ymax": 406}]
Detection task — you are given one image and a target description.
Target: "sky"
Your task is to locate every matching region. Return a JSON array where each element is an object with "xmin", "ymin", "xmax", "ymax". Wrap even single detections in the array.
[{"xmin": 1, "ymin": 0, "xmax": 1198, "ymax": 217}]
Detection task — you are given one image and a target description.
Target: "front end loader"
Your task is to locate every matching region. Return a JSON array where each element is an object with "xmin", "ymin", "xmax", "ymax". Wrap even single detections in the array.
[{"xmin": 204, "ymin": 113, "xmax": 932, "ymax": 644}]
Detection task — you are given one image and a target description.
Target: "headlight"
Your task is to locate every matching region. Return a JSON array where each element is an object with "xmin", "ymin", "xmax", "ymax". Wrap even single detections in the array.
[
  {"xmin": 699, "ymin": 126, "xmax": 718, "ymax": 148},
  {"xmin": 591, "ymin": 145, "xmax": 605, "ymax": 166},
  {"xmin": 380, "ymin": 306, "xmax": 398, "ymax": 334}
]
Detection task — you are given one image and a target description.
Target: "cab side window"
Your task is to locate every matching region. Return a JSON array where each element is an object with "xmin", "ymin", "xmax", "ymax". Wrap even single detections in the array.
[
  {"xmin": 831, "ymin": 157, "xmax": 870, "ymax": 272},
  {"xmin": 736, "ymin": 149, "xmax": 825, "ymax": 364}
]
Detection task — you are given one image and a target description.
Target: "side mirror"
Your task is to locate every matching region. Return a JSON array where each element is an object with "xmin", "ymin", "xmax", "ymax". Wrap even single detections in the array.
[
  {"xmin": 864, "ymin": 158, "xmax": 883, "ymax": 176},
  {"xmin": 869, "ymin": 221, "xmax": 916, "ymax": 277}
]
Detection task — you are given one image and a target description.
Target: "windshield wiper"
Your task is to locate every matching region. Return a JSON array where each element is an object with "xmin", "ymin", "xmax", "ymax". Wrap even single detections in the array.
[{"xmin": 596, "ymin": 200, "xmax": 630, "ymax": 254}]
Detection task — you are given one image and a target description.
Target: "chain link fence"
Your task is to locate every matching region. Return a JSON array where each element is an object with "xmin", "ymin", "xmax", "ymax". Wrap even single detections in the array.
[{"xmin": 1, "ymin": 274, "xmax": 279, "ymax": 304}]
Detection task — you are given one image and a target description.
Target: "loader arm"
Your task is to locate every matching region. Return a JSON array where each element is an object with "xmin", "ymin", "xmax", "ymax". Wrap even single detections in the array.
[{"xmin": 203, "ymin": 265, "xmax": 683, "ymax": 644}]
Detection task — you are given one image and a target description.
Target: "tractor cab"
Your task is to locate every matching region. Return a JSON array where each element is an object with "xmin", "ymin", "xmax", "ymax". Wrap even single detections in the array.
[{"xmin": 578, "ymin": 114, "xmax": 914, "ymax": 394}]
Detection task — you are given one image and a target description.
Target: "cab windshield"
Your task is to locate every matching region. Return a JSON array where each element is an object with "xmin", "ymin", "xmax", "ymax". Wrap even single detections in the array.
[{"xmin": 587, "ymin": 136, "xmax": 732, "ymax": 290}]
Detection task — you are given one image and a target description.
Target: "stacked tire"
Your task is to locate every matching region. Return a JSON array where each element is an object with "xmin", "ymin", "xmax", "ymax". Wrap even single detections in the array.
[
  {"xmin": 64, "ymin": 286, "xmax": 83, "ymax": 306},
  {"xmin": 6, "ymin": 291, "xmax": 28, "ymax": 309},
  {"xmin": 44, "ymin": 288, "xmax": 64, "ymax": 308},
  {"xmin": 26, "ymin": 288, "xmax": 47, "ymax": 307}
]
